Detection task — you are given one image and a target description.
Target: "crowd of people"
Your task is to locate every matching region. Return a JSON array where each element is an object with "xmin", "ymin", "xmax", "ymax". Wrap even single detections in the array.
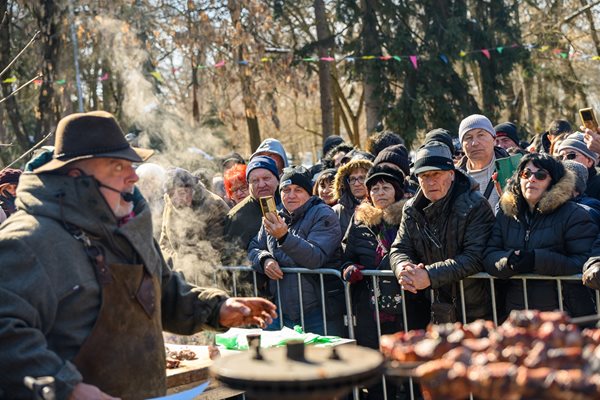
[{"xmin": 2, "ymin": 110, "xmax": 600, "ymax": 399}]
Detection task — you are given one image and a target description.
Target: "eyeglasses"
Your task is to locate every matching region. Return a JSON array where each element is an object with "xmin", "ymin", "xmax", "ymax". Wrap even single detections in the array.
[
  {"xmin": 557, "ymin": 153, "xmax": 578, "ymax": 161},
  {"xmin": 348, "ymin": 176, "xmax": 366, "ymax": 185},
  {"xmin": 520, "ymin": 169, "xmax": 549, "ymax": 181}
]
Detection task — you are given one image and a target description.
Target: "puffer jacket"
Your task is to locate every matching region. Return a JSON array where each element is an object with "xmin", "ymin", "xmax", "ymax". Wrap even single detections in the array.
[
  {"xmin": 0, "ymin": 173, "xmax": 228, "ymax": 399},
  {"xmin": 390, "ymin": 169, "xmax": 495, "ymax": 321},
  {"xmin": 248, "ymin": 196, "xmax": 341, "ymax": 320},
  {"xmin": 586, "ymin": 166, "xmax": 600, "ymax": 201},
  {"xmin": 343, "ymin": 200, "xmax": 430, "ymax": 332},
  {"xmin": 332, "ymin": 159, "xmax": 373, "ymax": 236},
  {"xmin": 483, "ymin": 170, "xmax": 598, "ymax": 316}
]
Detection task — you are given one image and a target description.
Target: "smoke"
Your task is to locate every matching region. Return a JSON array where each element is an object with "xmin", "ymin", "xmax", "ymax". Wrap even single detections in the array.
[
  {"xmin": 88, "ymin": 16, "xmax": 255, "ymax": 297},
  {"xmin": 90, "ymin": 16, "xmax": 223, "ymax": 172}
]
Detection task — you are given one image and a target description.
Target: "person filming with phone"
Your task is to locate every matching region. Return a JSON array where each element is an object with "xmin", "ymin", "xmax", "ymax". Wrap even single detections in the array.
[{"xmin": 248, "ymin": 166, "xmax": 341, "ymax": 335}]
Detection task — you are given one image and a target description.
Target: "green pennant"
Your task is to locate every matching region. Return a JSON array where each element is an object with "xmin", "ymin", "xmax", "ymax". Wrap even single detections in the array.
[
  {"xmin": 56, "ymin": 79, "xmax": 66, "ymax": 84},
  {"xmin": 392, "ymin": 56, "xmax": 402, "ymax": 62},
  {"xmin": 496, "ymin": 47, "xmax": 504, "ymax": 54}
]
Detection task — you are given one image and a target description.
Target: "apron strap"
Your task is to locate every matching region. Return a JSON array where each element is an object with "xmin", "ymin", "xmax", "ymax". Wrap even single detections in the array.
[{"xmin": 63, "ymin": 223, "xmax": 113, "ymax": 286}]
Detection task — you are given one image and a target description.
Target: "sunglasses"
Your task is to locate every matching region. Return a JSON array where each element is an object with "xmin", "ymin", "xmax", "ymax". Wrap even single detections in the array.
[
  {"xmin": 557, "ymin": 153, "xmax": 578, "ymax": 161},
  {"xmin": 520, "ymin": 169, "xmax": 549, "ymax": 180}
]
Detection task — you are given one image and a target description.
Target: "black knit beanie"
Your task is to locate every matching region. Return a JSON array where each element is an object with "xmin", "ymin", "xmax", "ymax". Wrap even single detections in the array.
[
  {"xmin": 280, "ymin": 166, "xmax": 313, "ymax": 195},
  {"xmin": 373, "ymin": 144, "xmax": 411, "ymax": 177}
]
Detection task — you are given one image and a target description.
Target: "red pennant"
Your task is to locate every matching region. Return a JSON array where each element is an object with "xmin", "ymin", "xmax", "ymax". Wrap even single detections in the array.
[
  {"xmin": 214, "ymin": 61, "xmax": 226, "ymax": 68},
  {"xmin": 481, "ymin": 49, "xmax": 491, "ymax": 59}
]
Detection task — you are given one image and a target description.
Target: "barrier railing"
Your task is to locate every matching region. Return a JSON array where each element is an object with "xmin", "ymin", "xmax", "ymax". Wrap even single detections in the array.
[{"xmin": 214, "ymin": 266, "xmax": 599, "ymax": 400}]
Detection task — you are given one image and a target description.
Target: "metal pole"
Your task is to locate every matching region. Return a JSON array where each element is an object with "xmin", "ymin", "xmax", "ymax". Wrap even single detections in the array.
[{"xmin": 68, "ymin": 1, "xmax": 84, "ymax": 112}]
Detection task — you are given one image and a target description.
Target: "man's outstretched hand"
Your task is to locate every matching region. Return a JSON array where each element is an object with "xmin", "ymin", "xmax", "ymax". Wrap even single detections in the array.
[{"xmin": 219, "ymin": 297, "xmax": 277, "ymax": 328}]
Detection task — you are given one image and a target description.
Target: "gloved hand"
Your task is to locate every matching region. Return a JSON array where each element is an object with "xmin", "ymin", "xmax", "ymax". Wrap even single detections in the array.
[
  {"xmin": 343, "ymin": 264, "xmax": 364, "ymax": 284},
  {"xmin": 508, "ymin": 250, "xmax": 535, "ymax": 274},
  {"xmin": 583, "ymin": 264, "xmax": 600, "ymax": 290}
]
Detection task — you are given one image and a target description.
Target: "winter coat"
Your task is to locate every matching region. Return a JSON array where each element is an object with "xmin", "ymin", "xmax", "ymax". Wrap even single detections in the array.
[
  {"xmin": 248, "ymin": 196, "xmax": 341, "ymax": 320},
  {"xmin": 390, "ymin": 169, "xmax": 495, "ymax": 321},
  {"xmin": 224, "ymin": 195, "xmax": 263, "ymax": 252},
  {"xmin": 342, "ymin": 200, "xmax": 430, "ymax": 336},
  {"xmin": 0, "ymin": 173, "xmax": 228, "ymax": 399},
  {"xmin": 483, "ymin": 170, "xmax": 598, "ymax": 316},
  {"xmin": 586, "ymin": 166, "xmax": 600, "ymax": 201},
  {"xmin": 574, "ymin": 194, "xmax": 600, "ymax": 226},
  {"xmin": 159, "ymin": 184, "xmax": 229, "ymax": 280},
  {"xmin": 332, "ymin": 159, "xmax": 373, "ymax": 236}
]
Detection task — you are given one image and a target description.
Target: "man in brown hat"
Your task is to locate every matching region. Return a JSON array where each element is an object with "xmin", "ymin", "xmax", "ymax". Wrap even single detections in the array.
[{"xmin": 0, "ymin": 111, "xmax": 276, "ymax": 400}]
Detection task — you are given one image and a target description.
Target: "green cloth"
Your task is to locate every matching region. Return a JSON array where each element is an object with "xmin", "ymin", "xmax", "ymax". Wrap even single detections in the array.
[{"xmin": 216, "ymin": 327, "xmax": 342, "ymax": 350}]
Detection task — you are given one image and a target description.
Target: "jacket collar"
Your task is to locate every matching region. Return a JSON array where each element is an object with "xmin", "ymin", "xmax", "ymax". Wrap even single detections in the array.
[
  {"xmin": 280, "ymin": 196, "xmax": 322, "ymax": 224},
  {"xmin": 500, "ymin": 169, "xmax": 575, "ymax": 217},
  {"xmin": 354, "ymin": 198, "xmax": 406, "ymax": 226}
]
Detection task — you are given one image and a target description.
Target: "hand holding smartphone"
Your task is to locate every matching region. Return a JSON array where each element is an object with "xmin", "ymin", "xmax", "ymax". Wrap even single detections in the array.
[
  {"xmin": 259, "ymin": 196, "xmax": 277, "ymax": 220},
  {"xmin": 579, "ymin": 107, "xmax": 600, "ymax": 153},
  {"xmin": 579, "ymin": 107, "xmax": 598, "ymax": 131}
]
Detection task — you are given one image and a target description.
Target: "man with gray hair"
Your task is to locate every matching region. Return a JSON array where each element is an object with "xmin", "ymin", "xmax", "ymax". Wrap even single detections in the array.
[
  {"xmin": 457, "ymin": 114, "xmax": 509, "ymax": 211},
  {"xmin": 390, "ymin": 141, "xmax": 495, "ymax": 325}
]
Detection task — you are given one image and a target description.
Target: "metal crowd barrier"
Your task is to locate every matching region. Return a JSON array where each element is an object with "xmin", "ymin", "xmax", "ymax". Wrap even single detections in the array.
[{"xmin": 215, "ymin": 266, "xmax": 600, "ymax": 400}]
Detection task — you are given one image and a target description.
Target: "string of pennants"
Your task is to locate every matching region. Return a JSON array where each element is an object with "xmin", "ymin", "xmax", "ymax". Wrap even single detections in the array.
[{"xmin": 3, "ymin": 42, "xmax": 600, "ymax": 85}]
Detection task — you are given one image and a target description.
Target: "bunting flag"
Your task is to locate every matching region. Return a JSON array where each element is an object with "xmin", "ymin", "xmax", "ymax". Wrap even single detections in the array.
[
  {"xmin": 6, "ymin": 40, "xmax": 600, "ymax": 89},
  {"xmin": 409, "ymin": 55, "xmax": 418, "ymax": 70},
  {"xmin": 150, "ymin": 71, "xmax": 163, "ymax": 82}
]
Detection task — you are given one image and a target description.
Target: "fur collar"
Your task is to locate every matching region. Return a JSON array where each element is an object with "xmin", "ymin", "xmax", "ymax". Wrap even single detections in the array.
[
  {"xmin": 500, "ymin": 169, "xmax": 575, "ymax": 217},
  {"xmin": 333, "ymin": 159, "xmax": 374, "ymax": 200},
  {"xmin": 354, "ymin": 199, "xmax": 406, "ymax": 226}
]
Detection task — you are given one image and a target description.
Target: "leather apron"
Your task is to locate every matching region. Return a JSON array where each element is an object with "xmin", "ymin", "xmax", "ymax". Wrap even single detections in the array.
[{"xmin": 72, "ymin": 258, "xmax": 166, "ymax": 400}]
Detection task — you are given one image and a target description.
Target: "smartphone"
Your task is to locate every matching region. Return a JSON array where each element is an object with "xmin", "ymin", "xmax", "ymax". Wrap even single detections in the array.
[
  {"xmin": 495, "ymin": 153, "xmax": 523, "ymax": 190},
  {"xmin": 579, "ymin": 107, "xmax": 598, "ymax": 131},
  {"xmin": 259, "ymin": 196, "xmax": 277, "ymax": 217}
]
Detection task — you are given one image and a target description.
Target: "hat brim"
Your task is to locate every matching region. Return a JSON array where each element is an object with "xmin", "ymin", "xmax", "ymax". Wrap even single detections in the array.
[
  {"xmin": 414, "ymin": 165, "xmax": 454, "ymax": 176},
  {"xmin": 34, "ymin": 146, "xmax": 154, "ymax": 173},
  {"xmin": 365, "ymin": 172, "xmax": 404, "ymax": 188}
]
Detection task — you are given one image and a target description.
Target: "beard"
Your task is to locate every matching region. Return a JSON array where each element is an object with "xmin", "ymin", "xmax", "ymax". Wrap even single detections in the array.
[{"xmin": 111, "ymin": 190, "xmax": 135, "ymax": 218}]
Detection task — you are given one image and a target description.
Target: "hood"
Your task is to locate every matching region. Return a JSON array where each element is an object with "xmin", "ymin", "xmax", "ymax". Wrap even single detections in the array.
[
  {"xmin": 332, "ymin": 159, "xmax": 374, "ymax": 201},
  {"xmin": 500, "ymin": 169, "xmax": 575, "ymax": 217},
  {"xmin": 251, "ymin": 138, "xmax": 289, "ymax": 168},
  {"xmin": 354, "ymin": 198, "xmax": 406, "ymax": 227}
]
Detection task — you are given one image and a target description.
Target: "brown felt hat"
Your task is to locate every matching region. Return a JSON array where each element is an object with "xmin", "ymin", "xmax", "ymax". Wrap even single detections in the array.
[{"xmin": 34, "ymin": 111, "xmax": 153, "ymax": 173}]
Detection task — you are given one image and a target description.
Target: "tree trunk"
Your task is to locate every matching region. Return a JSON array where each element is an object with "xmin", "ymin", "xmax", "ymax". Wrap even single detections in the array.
[
  {"xmin": 228, "ymin": 2, "xmax": 261, "ymax": 152},
  {"xmin": 360, "ymin": 0, "xmax": 382, "ymax": 135},
  {"xmin": 36, "ymin": 0, "xmax": 61, "ymax": 141},
  {"xmin": 0, "ymin": 1, "xmax": 29, "ymax": 150},
  {"xmin": 313, "ymin": 0, "xmax": 334, "ymax": 139}
]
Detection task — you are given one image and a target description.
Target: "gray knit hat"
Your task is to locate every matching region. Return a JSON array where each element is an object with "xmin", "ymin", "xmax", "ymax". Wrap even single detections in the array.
[
  {"xmin": 562, "ymin": 160, "xmax": 588, "ymax": 195},
  {"xmin": 558, "ymin": 132, "xmax": 598, "ymax": 164},
  {"xmin": 458, "ymin": 114, "xmax": 496, "ymax": 143},
  {"xmin": 413, "ymin": 141, "xmax": 455, "ymax": 175}
]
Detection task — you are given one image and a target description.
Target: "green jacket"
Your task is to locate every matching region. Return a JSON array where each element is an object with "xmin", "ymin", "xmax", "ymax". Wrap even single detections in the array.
[{"xmin": 0, "ymin": 173, "xmax": 228, "ymax": 399}]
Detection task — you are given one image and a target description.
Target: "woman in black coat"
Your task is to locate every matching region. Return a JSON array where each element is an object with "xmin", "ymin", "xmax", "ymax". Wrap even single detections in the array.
[
  {"xmin": 342, "ymin": 164, "xmax": 424, "ymax": 400},
  {"xmin": 483, "ymin": 153, "xmax": 598, "ymax": 317}
]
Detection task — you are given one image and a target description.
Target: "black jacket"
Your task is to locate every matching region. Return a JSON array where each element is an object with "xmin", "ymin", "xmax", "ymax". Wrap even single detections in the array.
[
  {"xmin": 586, "ymin": 166, "xmax": 600, "ymax": 201},
  {"xmin": 390, "ymin": 170, "xmax": 495, "ymax": 321},
  {"xmin": 483, "ymin": 170, "xmax": 598, "ymax": 316}
]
